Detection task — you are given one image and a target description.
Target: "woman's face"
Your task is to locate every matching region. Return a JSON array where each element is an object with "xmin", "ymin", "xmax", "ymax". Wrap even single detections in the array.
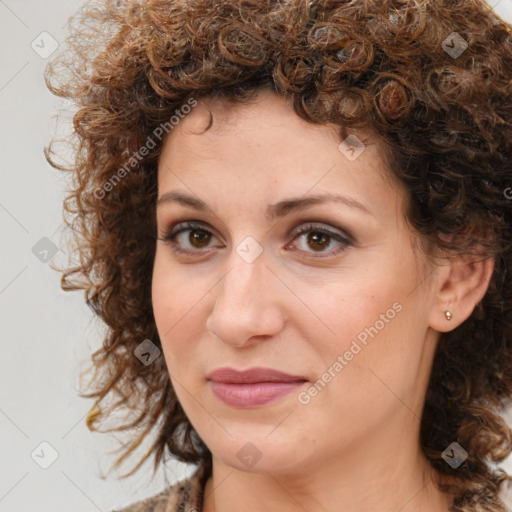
[{"xmin": 152, "ymin": 89, "xmax": 441, "ymax": 475}]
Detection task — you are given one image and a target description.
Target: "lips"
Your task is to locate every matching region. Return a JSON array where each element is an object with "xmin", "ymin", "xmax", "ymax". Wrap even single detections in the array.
[
  {"xmin": 207, "ymin": 367, "xmax": 307, "ymax": 383},
  {"xmin": 207, "ymin": 367, "xmax": 308, "ymax": 408}
]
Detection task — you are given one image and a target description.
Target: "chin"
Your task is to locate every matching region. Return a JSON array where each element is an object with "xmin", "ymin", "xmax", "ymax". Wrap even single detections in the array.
[{"xmin": 208, "ymin": 430, "xmax": 308, "ymax": 475}]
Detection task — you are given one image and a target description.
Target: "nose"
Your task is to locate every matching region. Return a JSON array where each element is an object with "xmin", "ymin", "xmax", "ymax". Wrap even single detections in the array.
[{"xmin": 205, "ymin": 248, "xmax": 286, "ymax": 348}]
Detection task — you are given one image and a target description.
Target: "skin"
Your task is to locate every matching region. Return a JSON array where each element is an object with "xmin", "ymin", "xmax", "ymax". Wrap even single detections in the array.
[{"xmin": 151, "ymin": 88, "xmax": 494, "ymax": 512}]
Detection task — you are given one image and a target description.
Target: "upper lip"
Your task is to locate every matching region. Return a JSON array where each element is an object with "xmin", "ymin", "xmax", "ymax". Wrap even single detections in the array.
[{"xmin": 207, "ymin": 367, "xmax": 308, "ymax": 384}]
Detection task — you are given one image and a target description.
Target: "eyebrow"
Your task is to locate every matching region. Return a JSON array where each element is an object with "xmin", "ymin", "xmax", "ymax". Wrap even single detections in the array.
[{"xmin": 156, "ymin": 191, "xmax": 373, "ymax": 219}]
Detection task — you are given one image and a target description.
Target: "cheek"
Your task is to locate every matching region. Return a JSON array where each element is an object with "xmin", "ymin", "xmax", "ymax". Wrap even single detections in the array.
[
  {"xmin": 296, "ymin": 290, "xmax": 416, "ymax": 427},
  {"xmin": 152, "ymin": 250, "xmax": 201, "ymax": 329},
  {"xmin": 151, "ymin": 254, "xmax": 196, "ymax": 357},
  {"xmin": 151, "ymin": 252, "xmax": 217, "ymax": 382},
  {"xmin": 152, "ymin": 262, "xmax": 176, "ymax": 338},
  {"xmin": 299, "ymin": 250, "xmax": 421, "ymax": 375}
]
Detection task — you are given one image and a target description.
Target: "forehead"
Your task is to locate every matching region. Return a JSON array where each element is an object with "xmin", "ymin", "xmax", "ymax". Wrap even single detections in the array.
[
  {"xmin": 161, "ymin": 89, "xmax": 340, "ymax": 157},
  {"xmin": 156, "ymin": 90, "xmax": 406, "ymax": 224},
  {"xmin": 159, "ymin": 90, "xmax": 374, "ymax": 172}
]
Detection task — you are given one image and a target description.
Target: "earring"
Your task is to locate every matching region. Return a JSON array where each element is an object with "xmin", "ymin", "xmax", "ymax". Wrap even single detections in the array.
[{"xmin": 444, "ymin": 310, "xmax": 453, "ymax": 321}]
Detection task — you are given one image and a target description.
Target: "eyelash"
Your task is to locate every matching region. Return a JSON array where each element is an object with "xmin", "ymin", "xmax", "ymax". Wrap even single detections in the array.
[{"xmin": 157, "ymin": 220, "xmax": 353, "ymax": 258}]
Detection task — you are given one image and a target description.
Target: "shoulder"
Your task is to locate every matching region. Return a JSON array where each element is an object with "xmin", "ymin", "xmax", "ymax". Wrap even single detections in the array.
[{"xmin": 111, "ymin": 464, "xmax": 210, "ymax": 512}]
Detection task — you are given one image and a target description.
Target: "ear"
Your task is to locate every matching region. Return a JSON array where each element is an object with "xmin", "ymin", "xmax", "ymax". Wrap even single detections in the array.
[{"xmin": 428, "ymin": 254, "xmax": 494, "ymax": 333}]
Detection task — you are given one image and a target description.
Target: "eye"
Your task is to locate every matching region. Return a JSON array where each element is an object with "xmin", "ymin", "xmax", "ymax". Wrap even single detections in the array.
[
  {"xmin": 286, "ymin": 222, "xmax": 352, "ymax": 257},
  {"xmin": 157, "ymin": 221, "xmax": 220, "ymax": 254},
  {"xmin": 157, "ymin": 221, "xmax": 353, "ymax": 257}
]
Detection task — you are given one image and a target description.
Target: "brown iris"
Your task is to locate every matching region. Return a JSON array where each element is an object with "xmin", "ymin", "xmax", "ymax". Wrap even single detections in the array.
[
  {"xmin": 306, "ymin": 232, "xmax": 330, "ymax": 251},
  {"xmin": 189, "ymin": 229, "xmax": 211, "ymax": 248}
]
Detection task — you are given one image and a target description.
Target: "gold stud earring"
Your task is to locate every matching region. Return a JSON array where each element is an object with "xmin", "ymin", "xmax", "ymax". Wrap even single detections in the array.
[{"xmin": 444, "ymin": 310, "xmax": 453, "ymax": 321}]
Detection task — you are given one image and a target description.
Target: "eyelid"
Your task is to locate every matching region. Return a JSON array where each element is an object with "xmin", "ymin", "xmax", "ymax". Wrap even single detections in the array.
[
  {"xmin": 158, "ymin": 220, "xmax": 222, "ymax": 245},
  {"xmin": 285, "ymin": 222, "xmax": 352, "ymax": 257},
  {"xmin": 289, "ymin": 221, "xmax": 353, "ymax": 244}
]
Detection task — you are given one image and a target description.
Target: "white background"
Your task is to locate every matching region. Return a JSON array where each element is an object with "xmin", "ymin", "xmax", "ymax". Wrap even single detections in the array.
[{"xmin": 1, "ymin": 1, "xmax": 512, "ymax": 511}]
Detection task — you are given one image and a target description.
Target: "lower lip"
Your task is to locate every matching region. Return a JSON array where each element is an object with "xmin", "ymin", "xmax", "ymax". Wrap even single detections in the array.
[{"xmin": 209, "ymin": 381, "xmax": 306, "ymax": 408}]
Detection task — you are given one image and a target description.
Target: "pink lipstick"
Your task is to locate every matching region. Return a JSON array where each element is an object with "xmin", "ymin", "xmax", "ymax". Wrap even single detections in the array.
[{"xmin": 207, "ymin": 367, "xmax": 307, "ymax": 408}]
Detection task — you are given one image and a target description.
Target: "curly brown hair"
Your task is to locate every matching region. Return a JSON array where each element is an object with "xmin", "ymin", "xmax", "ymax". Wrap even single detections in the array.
[{"xmin": 45, "ymin": 0, "xmax": 512, "ymax": 510}]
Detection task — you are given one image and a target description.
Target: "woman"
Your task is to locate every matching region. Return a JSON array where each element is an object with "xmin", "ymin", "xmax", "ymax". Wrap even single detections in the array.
[{"xmin": 45, "ymin": 0, "xmax": 512, "ymax": 511}]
